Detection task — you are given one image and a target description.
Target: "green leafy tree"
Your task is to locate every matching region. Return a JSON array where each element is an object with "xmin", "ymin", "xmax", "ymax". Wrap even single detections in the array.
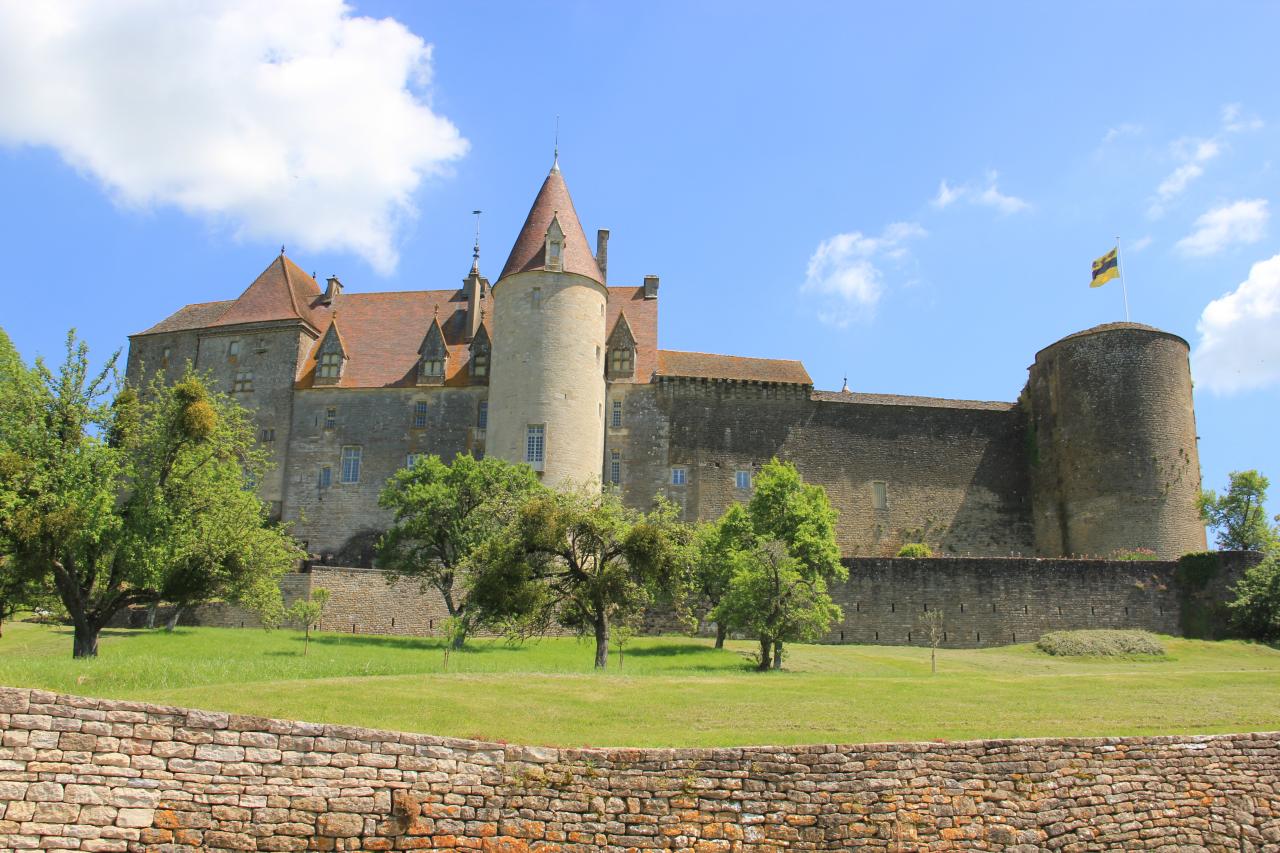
[
  {"xmin": 0, "ymin": 555, "xmax": 53, "ymax": 638},
  {"xmin": 0, "ymin": 330, "xmax": 301, "ymax": 657},
  {"xmin": 714, "ymin": 540, "xmax": 842, "ymax": 671},
  {"xmin": 1199, "ymin": 470, "xmax": 1279, "ymax": 554},
  {"xmin": 376, "ymin": 454, "xmax": 543, "ymax": 649},
  {"xmin": 1228, "ymin": 556, "xmax": 1280, "ymax": 642},
  {"xmin": 707, "ymin": 458, "xmax": 845, "ymax": 669},
  {"xmin": 693, "ymin": 506, "xmax": 754, "ymax": 648},
  {"xmin": 286, "ymin": 587, "xmax": 329, "ymax": 655},
  {"xmin": 470, "ymin": 489, "xmax": 690, "ymax": 669}
]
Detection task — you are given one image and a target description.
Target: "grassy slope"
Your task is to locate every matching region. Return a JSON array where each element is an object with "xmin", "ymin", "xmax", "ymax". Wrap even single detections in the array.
[{"xmin": 2, "ymin": 621, "xmax": 1278, "ymax": 747}]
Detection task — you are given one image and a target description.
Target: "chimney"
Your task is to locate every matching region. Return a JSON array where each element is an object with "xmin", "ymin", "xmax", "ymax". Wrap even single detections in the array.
[
  {"xmin": 595, "ymin": 229, "xmax": 610, "ymax": 283},
  {"xmin": 323, "ymin": 275, "xmax": 342, "ymax": 305},
  {"xmin": 643, "ymin": 274, "xmax": 660, "ymax": 300}
]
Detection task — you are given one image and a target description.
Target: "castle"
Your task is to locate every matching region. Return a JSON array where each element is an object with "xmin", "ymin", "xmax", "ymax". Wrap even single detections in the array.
[{"xmin": 126, "ymin": 159, "xmax": 1207, "ymax": 562}]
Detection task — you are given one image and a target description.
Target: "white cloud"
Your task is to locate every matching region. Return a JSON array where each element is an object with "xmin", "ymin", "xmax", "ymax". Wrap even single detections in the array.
[
  {"xmin": 801, "ymin": 223, "xmax": 926, "ymax": 327},
  {"xmin": 929, "ymin": 171, "xmax": 1029, "ymax": 215},
  {"xmin": 1194, "ymin": 253, "xmax": 1280, "ymax": 393},
  {"xmin": 1175, "ymin": 199, "xmax": 1269, "ymax": 256},
  {"xmin": 1102, "ymin": 123, "xmax": 1142, "ymax": 144},
  {"xmin": 0, "ymin": 0, "xmax": 467, "ymax": 273},
  {"xmin": 1222, "ymin": 103, "xmax": 1264, "ymax": 134},
  {"xmin": 1148, "ymin": 138, "xmax": 1220, "ymax": 217},
  {"xmin": 932, "ymin": 180, "xmax": 962, "ymax": 209}
]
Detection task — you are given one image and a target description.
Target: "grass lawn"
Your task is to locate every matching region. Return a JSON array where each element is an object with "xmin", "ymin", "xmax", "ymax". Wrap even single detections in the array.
[{"xmin": 2, "ymin": 620, "xmax": 1278, "ymax": 747}]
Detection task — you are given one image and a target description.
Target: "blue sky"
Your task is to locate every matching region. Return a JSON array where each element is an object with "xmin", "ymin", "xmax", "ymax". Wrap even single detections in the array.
[{"xmin": 1, "ymin": 1, "xmax": 1277, "ymax": 512}]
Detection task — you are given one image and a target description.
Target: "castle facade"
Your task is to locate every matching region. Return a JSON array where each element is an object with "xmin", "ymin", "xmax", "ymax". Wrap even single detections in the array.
[{"xmin": 126, "ymin": 161, "xmax": 1207, "ymax": 562}]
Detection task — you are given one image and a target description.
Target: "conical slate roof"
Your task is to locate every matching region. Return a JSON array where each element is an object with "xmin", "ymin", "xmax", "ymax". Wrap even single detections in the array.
[{"xmin": 498, "ymin": 163, "xmax": 603, "ymax": 284}]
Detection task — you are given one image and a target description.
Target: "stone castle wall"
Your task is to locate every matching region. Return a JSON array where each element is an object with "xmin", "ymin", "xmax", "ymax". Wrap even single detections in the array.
[
  {"xmin": 2, "ymin": 687, "xmax": 1277, "ymax": 851},
  {"xmin": 149, "ymin": 552, "xmax": 1259, "ymax": 648}
]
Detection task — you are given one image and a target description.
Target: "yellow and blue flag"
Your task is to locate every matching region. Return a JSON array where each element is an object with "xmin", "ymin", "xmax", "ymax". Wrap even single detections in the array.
[{"xmin": 1091, "ymin": 248, "xmax": 1119, "ymax": 288}]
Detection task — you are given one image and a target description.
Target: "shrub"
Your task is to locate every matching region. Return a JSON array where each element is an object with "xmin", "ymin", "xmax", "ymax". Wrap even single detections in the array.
[
  {"xmin": 896, "ymin": 543, "xmax": 932, "ymax": 558},
  {"xmin": 1228, "ymin": 555, "xmax": 1280, "ymax": 642},
  {"xmin": 1035, "ymin": 629, "xmax": 1165, "ymax": 657}
]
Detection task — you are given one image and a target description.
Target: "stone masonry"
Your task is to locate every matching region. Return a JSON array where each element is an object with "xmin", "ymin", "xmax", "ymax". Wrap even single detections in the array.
[{"xmin": 1, "ymin": 687, "xmax": 1277, "ymax": 851}]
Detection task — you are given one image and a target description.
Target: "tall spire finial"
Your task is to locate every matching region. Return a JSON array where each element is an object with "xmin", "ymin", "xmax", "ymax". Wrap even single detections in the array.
[
  {"xmin": 471, "ymin": 209, "xmax": 482, "ymax": 274},
  {"xmin": 841, "ymin": 375, "xmax": 850, "ymax": 394},
  {"xmin": 552, "ymin": 115, "xmax": 560, "ymax": 172}
]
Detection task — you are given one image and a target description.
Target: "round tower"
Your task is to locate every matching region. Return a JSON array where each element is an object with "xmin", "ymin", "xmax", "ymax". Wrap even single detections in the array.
[
  {"xmin": 486, "ymin": 160, "xmax": 607, "ymax": 487},
  {"xmin": 1025, "ymin": 322, "xmax": 1206, "ymax": 558}
]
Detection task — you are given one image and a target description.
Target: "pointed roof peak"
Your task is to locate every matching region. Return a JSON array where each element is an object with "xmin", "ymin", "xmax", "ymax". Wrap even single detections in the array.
[
  {"xmin": 213, "ymin": 253, "xmax": 322, "ymax": 330},
  {"xmin": 499, "ymin": 163, "xmax": 603, "ymax": 284}
]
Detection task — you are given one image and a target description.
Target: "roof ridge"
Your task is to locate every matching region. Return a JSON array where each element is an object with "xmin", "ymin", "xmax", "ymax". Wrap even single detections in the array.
[{"xmin": 658, "ymin": 348, "xmax": 804, "ymax": 364}]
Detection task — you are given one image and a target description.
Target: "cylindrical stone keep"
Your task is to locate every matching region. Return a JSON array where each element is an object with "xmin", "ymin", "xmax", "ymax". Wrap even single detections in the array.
[
  {"xmin": 1026, "ymin": 322, "xmax": 1206, "ymax": 559},
  {"xmin": 487, "ymin": 267, "xmax": 606, "ymax": 487}
]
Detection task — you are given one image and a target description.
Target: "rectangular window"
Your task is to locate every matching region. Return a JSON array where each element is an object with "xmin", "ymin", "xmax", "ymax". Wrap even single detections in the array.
[
  {"xmin": 340, "ymin": 446, "xmax": 362, "ymax": 484},
  {"xmin": 161, "ymin": 347, "xmax": 171, "ymax": 368},
  {"xmin": 872, "ymin": 481, "xmax": 888, "ymax": 510},
  {"xmin": 324, "ymin": 407, "xmax": 337, "ymax": 430},
  {"xmin": 421, "ymin": 357, "xmax": 444, "ymax": 378},
  {"xmin": 526, "ymin": 424, "xmax": 545, "ymax": 471},
  {"xmin": 471, "ymin": 349, "xmax": 489, "ymax": 377},
  {"xmin": 610, "ymin": 451, "xmax": 621, "ymax": 485},
  {"xmin": 260, "ymin": 428, "xmax": 275, "ymax": 443},
  {"xmin": 671, "ymin": 467, "xmax": 687, "ymax": 486},
  {"xmin": 406, "ymin": 453, "xmax": 422, "ymax": 469},
  {"xmin": 413, "ymin": 401, "xmax": 428, "ymax": 428},
  {"xmin": 735, "ymin": 470, "xmax": 751, "ymax": 490},
  {"xmin": 317, "ymin": 352, "xmax": 342, "ymax": 379},
  {"xmin": 478, "ymin": 401, "xmax": 488, "ymax": 429},
  {"xmin": 232, "ymin": 371, "xmax": 253, "ymax": 392},
  {"xmin": 227, "ymin": 339, "xmax": 240, "ymax": 359},
  {"xmin": 610, "ymin": 348, "xmax": 634, "ymax": 376},
  {"xmin": 531, "ymin": 287, "xmax": 542, "ymax": 309},
  {"xmin": 611, "ymin": 399, "xmax": 623, "ymax": 428},
  {"xmin": 318, "ymin": 466, "xmax": 332, "ymax": 489}
]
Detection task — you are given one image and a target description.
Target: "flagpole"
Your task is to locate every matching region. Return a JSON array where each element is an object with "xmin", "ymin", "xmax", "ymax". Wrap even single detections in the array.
[{"xmin": 1115, "ymin": 236, "xmax": 1131, "ymax": 322}]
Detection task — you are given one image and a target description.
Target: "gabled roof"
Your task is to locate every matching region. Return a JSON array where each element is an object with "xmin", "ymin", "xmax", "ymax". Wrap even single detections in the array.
[
  {"xmin": 211, "ymin": 254, "xmax": 323, "ymax": 330},
  {"xmin": 418, "ymin": 315, "xmax": 447, "ymax": 356},
  {"xmin": 656, "ymin": 351, "xmax": 812, "ymax": 386},
  {"xmin": 499, "ymin": 164, "xmax": 603, "ymax": 284},
  {"xmin": 134, "ymin": 300, "xmax": 235, "ymax": 336},
  {"xmin": 317, "ymin": 320, "xmax": 348, "ymax": 356},
  {"xmin": 607, "ymin": 312, "xmax": 636, "ymax": 348}
]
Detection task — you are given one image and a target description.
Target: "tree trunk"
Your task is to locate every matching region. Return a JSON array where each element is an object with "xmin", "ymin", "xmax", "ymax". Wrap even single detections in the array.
[
  {"xmin": 73, "ymin": 619, "xmax": 100, "ymax": 658},
  {"xmin": 303, "ymin": 625, "xmax": 311, "ymax": 656},
  {"xmin": 145, "ymin": 602, "xmax": 158, "ymax": 629},
  {"xmin": 164, "ymin": 605, "xmax": 184, "ymax": 632},
  {"xmin": 757, "ymin": 636, "xmax": 772, "ymax": 671},
  {"xmin": 714, "ymin": 622, "xmax": 727, "ymax": 649},
  {"xmin": 593, "ymin": 610, "xmax": 609, "ymax": 669},
  {"xmin": 931, "ymin": 646, "xmax": 936, "ymax": 674},
  {"xmin": 771, "ymin": 641, "xmax": 783, "ymax": 670}
]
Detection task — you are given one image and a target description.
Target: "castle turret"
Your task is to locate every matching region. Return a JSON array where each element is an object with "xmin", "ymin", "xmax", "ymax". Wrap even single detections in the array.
[
  {"xmin": 1025, "ymin": 322, "xmax": 1206, "ymax": 558},
  {"xmin": 486, "ymin": 160, "xmax": 607, "ymax": 486}
]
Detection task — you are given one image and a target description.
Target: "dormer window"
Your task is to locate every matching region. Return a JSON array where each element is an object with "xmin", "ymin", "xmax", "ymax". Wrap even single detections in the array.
[
  {"xmin": 471, "ymin": 349, "xmax": 489, "ymax": 378},
  {"xmin": 317, "ymin": 352, "xmax": 342, "ymax": 379},
  {"xmin": 421, "ymin": 356, "xmax": 445, "ymax": 378},
  {"xmin": 544, "ymin": 215, "xmax": 566, "ymax": 272},
  {"xmin": 609, "ymin": 347, "xmax": 634, "ymax": 377},
  {"xmin": 548, "ymin": 240, "xmax": 562, "ymax": 268}
]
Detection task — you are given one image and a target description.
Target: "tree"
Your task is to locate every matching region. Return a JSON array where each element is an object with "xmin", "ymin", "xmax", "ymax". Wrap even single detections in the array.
[
  {"xmin": 470, "ymin": 488, "xmax": 690, "ymax": 669},
  {"xmin": 691, "ymin": 506, "xmax": 754, "ymax": 648},
  {"xmin": 0, "ymin": 555, "xmax": 53, "ymax": 638},
  {"xmin": 0, "ymin": 330, "xmax": 302, "ymax": 657},
  {"xmin": 1199, "ymin": 470, "xmax": 1279, "ymax": 554},
  {"xmin": 923, "ymin": 609, "xmax": 944, "ymax": 673},
  {"xmin": 706, "ymin": 458, "xmax": 845, "ymax": 669},
  {"xmin": 1227, "ymin": 556, "xmax": 1280, "ymax": 642},
  {"xmin": 714, "ymin": 540, "xmax": 842, "ymax": 671},
  {"xmin": 376, "ymin": 454, "xmax": 543, "ymax": 649},
  {"xmin": 286, "ymin": 587, "xmax": 329, "ymax": 655}
]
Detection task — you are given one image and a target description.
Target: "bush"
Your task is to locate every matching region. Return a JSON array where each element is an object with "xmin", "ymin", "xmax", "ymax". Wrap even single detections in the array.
[
  {"xmin": 1228, "ymin": 556, "xmax": 1280, "ymax": 642},
  {"xmin": 896, "ymin": 543, "xmax": 932, "ymax": 558},
  {"xmin": 1035, "ymin": 630, "xmax": 1166, "ymax": 657}
]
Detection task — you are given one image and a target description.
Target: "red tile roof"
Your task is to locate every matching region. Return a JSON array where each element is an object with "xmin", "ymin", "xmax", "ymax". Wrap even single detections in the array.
[
  {"xmin": 499, "ymin": 165, "xmax": 603, "ymax": 283},
  {"xmin": 607, "ymin": 287, "xmax": 658, "ymax": 382},
  {"xmin": 811, "ymin": 390, "xmax": 1015, "ymax": 411},
  {"xmin": 656, "ymin": 350, "xmax": 812, "ymax": 385},
  {"xmin": 135, "ymin": 300, "xmax": 234, "ymax": 335},
  {"xmin": 212, "ymin": 255, "xmax": 323, "ymax": 330}
]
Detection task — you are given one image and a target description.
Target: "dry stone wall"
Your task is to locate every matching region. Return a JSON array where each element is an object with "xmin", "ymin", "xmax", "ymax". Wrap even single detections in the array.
[{"xmin": 1, "ymin": 687, "xmax": 1277, "ymax": 851}]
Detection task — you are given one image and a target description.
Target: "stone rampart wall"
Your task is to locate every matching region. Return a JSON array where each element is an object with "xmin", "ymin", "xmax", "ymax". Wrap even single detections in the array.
[
  {"xmin": 158, "ymin": 552, "xmax": 1258, "ymax": 648},
  {"xmin": 1, "ymin": 687, "xmax": 1277, "ymax": 851}
]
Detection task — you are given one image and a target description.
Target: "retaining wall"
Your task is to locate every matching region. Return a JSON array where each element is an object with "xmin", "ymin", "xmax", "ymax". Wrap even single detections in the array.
[{"xmin": 1, "ymin": 687, "xmax": 1277, "ymax": 851}]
